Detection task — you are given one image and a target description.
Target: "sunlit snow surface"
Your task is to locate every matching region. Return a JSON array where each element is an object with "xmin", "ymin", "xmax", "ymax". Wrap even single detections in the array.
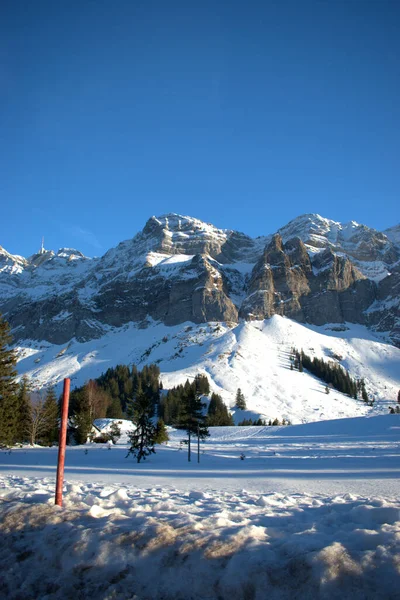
[
  {"xmin": 15, "ymin": 316, "xmax": 400, "ymax": 424},
  {"xmin": 1, "ymin": 415, "xmax": 399, "ymax": 599}
]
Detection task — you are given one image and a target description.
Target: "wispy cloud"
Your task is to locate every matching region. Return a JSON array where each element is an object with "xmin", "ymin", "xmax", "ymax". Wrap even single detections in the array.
[{"xmin": 67, "ymin": 225, "xmax": 102, "ymax": 250}]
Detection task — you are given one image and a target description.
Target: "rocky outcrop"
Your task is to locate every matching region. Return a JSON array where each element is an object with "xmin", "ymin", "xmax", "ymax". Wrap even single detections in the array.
[{"xmin": 240, "ymin": 235, "xmax": 377, "ymax": 328}]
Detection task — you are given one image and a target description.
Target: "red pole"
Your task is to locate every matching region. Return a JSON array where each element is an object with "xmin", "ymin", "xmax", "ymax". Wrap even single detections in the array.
[{"xmin": 55, "ymin": 378, "xmax": 70, "ymax": 506}]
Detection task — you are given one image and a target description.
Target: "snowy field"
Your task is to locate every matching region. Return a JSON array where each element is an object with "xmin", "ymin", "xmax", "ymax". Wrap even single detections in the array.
[{"xmin": 1, "ymin": 415, "xmax": 399, "ymax": 599}]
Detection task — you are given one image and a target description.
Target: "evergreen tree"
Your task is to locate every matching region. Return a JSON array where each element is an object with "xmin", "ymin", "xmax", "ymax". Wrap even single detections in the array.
[
  {"xmin": 361, "ymin": 380, "xmax": 368, "ymax": 403},
  {"xmin": 235, "ymin": 388, "xmax": 246, "ymax": 410},
  {"xmin": 16, "ymin": 376, "xmax": 32, "ymax": 443},
  {"xmin": 238, "ymin": 418, "xmax": 252, "ymax": 425},
  {"xmin": 109, "ymin": 420, "xmax": 122, "ymax": 444},
  {"xmin": 126, "ymin": 386, "xmax": 156, "ymax": 463},
  {"xmin": 207, "ymin": 393, "xmax": 234, "ymax": 426},
  {"xmin": 69, "ymin": 387, "xmax": 93, "ymax": 445},
  {"xmin": 106, "ymin": 396, "xmax": 124, "ymax": 419},
  {"xmin": 194, "ymin": 374, "xmax": 210, "ymax": 396},
  {"xmin": 39, "ymin": 387, "xmax": 59, "ymax": 445},
  {"xmin": 179, "ymin": 385, "xmax": 209, "ymax": 462},
  {"xmin": 0, "ymin": 314, "xmax": 19, "ymax": 447},
  {"xmin": 154, "ymin": 418, "xmax": 169, "ymax": 444},
  {"xmin": 397, "ymin": 389, "xmax": 400, "ymax": 404}
]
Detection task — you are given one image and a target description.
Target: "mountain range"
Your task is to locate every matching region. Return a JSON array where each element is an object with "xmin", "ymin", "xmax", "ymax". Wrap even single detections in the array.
[
  {"xmin": 1, "ymin": 213, "xmax": 399, "ymax": 347},
  {"xmin": 1, "ymin": 213, "xmax": 400, "ymax": 424}
]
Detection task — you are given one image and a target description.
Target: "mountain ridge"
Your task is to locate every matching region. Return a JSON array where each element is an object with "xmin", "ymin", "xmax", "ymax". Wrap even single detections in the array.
[{"xmin": 1, "ymin": 212, "xmax": 399, "ymax": 347}]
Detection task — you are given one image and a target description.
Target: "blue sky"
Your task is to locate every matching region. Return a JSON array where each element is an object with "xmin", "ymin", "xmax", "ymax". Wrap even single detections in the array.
[{"xmin": 1, "ymin": 0, "xmax": 399, "ymax": 258}]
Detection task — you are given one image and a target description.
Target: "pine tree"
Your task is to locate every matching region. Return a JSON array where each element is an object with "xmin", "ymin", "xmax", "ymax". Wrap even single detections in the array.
[
  {"xmin": 39, "ymin": 387, "xmax": 59, "ymax": 446},
  {"xmin": 16, "ymin": 376, "xmax": 32, "ymax": 443},
  {"xmin": 126, "ymin": 386, "xmax": 156, "ymax": 463},
  {"xmin": 69, "ymin": 386, "xmax": 92, "ymax": 444},
  {"xmin": 107, "ymin": 396, "xmax": 124, "ymax": 419},
  {"xmin": 235, "ymin": 388, "xmax": 246, "ymax": 410},
  {"xmin": 194, "ymin": 374, "xmax": 210, "ymax": 396},
  {"xmin": 397, "ymin": 389, "xmax": 400, "ymax": 404},
  {"xmin": 179, "ymin": 386, "xmax": 209, "ymax": 462},
  {"xmin": 0, "ymin": 314, "xmax": 19, "ymax": 447},
  {"xmin": 154, "ymin": 418, "xmax": 169, "ymax": 444},
  {"xmin": 361, "ymin": 380, "xmax": 368, "ymax": 403},
  {"xmin": 207, "ymin": 393, "xmax": 234, "ymax": 426},
  {"xmin": 109, "ymin": 420, "xmax": 122, "ymax": 444}
]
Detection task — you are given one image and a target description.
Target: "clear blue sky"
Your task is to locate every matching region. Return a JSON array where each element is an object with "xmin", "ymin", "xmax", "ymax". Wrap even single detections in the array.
[{"xmin": 1, "ymin": 0, "xmax": 399, "ymax": 258}]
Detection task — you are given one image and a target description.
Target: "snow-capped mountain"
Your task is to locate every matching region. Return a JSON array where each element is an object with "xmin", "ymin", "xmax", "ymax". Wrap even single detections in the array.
[
  {"xmin": 2, "ymin": 212, "xmax": 400, "ymax": 423},
  {"xmin": 1, "ymin": 213, "xmax": 399, "ymax": 347}
]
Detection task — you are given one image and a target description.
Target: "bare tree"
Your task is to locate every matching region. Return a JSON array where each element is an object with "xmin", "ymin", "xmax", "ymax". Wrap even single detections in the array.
[
  {"xmin": 26, "ymin": 398, "xmax": 49, "ymax": 445},
  {"xmin": 86, "ymin": 380, "xmax": 110, "ymax": 421}
]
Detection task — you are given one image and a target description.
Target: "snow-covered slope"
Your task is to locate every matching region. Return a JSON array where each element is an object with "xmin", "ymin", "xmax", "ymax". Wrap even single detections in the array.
[{"xmin": 15, "ymin": 315, "xmax": 400, "ymax": 425}]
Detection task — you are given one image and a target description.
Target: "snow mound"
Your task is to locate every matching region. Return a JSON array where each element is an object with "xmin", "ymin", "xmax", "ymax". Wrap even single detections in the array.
[{"xmin": 0, "ymin": 475, "xmax": 399, "ymax": 600}]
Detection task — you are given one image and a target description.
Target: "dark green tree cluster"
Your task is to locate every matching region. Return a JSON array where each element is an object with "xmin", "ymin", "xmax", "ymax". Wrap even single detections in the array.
[
  {"xmin": 238, "ymin": 418, "xmax": 266, "ymax": 426},
  {"xmin": 238, "ymin": 417, "xmax": 288, "ymax": 426},
  {"xmin": 194, "ymin": 374, "xmax": 210, "ymax": 396},
  {"xmin": 159, "ymin": 376, "xmax": 209, "ymax": 426},
  {"xmin": 207, "ymin": 393, "xmax": 234, "ymax": 426},
  {"xmin": 292, "ymin": 349, "xmax": 359, "ymax": 399},
  {"xmin": 0, "ymin": 314, "xmax": 19, "ymax": 447},
  {"xmin": 159, "ymin": 376, "xmax": 234, "ymax": 429},
  {"xmin": 96, "ymin": 363, "xmax": 161, "ymax": 415},
  {"xmin": 356, "ymin": 378, "xmax": 369, "ymax": 403}
]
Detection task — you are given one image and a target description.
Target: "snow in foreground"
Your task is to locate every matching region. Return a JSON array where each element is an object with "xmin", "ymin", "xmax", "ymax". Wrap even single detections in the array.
[
  {"xmin": 1, "ymin": 415, "xmax": 399, "ymax": 599},
  {"xmin": 1, "ymin": 478, "xmax": 399, "ymax": 600}
]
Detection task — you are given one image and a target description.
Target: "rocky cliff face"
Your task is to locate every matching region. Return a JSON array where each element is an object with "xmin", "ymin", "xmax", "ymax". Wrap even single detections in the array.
[{"xmin": 1, "ymin": 214, "xmax": 399, "ymax": 347}]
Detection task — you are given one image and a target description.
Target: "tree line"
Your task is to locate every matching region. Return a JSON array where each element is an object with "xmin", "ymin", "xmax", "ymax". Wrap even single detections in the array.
[
  {"xmin": 0, "ymin": 315, "xmax": 59, "ymax": 447},
  {"xmin": 291, "ymin": 348, "xmax": 371, "ymax": 404}
]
